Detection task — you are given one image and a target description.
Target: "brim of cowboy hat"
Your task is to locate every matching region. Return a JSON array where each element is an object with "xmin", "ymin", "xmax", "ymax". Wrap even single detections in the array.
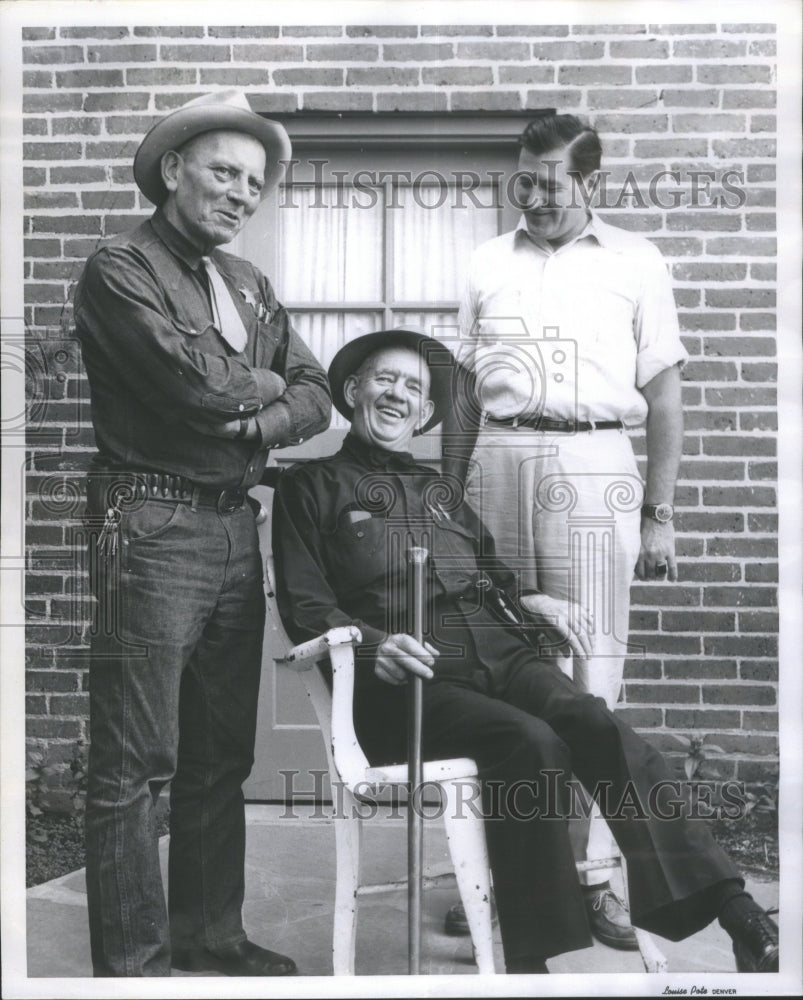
[
  {"xmin": 133, "ymin": 105, "xmax": 292, "ymax": 206},
  {"xmin": 329, "ymin": 328, "xmax": 455, "ymax": 436}
]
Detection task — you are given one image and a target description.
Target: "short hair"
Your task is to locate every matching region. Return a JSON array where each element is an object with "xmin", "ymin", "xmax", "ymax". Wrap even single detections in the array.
[{"xmin": 518, "ymin": 113, "xmax": 602, "ymax": 178}]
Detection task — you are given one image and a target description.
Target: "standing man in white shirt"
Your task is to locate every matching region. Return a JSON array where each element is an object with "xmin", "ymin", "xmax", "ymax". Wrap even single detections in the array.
[{"xmin": 442, "ymin": 112, "xmax": 687, "ymax": 951}]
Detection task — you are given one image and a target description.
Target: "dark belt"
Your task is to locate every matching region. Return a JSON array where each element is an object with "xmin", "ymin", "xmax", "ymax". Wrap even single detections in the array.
[
  {"xmin": 485, "ymin": 415, "xmax": 623, "ymax": 433},
  {"xmin": 87, "ymin": 471, "xmax": 247, "ymax": 515}
]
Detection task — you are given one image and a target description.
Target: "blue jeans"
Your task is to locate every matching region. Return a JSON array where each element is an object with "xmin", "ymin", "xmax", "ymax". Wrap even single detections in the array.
[{"xmin": 84, "ymin": 493, "xmax": 265, "ymax": 976}]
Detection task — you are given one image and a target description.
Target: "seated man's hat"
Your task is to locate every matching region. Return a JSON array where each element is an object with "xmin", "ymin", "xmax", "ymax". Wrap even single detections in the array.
[
  {"xmin": 328, "ymin": 328, "xmax": 455, "ymax": 435},
  {"xmin": 133, "ymin": 89, "xmax": 291, "ymax": 206}
]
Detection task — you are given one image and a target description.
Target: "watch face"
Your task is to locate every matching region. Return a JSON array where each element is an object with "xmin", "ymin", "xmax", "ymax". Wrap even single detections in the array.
[{"xmin": 655, "ymin": 503, "xmax": 674, "ymax": 523}]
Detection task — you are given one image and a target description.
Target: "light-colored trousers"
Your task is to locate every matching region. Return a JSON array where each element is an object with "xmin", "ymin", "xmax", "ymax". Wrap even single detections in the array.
[{"xmin": 466, "ymin": 424, "xmax": 644, "ymax": 885}]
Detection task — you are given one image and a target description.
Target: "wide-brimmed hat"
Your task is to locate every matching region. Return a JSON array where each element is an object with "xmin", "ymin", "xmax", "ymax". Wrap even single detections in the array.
[
  {"xmin": 328, "ymin": 328, "xmax": 455, "ymax": 435},
  {"xmin": 133, "ymin": 89, "xmax": 291, "ymax": 206}
]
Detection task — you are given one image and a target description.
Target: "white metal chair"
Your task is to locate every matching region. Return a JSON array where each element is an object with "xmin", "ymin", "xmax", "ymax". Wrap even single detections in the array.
[
  {"xmin": 264, "ymin": 552, "xmax": 666, "ymax": 975},
  {"xmin": 264, "ymin": 557, "xmax": 497, "ymax": 975}
]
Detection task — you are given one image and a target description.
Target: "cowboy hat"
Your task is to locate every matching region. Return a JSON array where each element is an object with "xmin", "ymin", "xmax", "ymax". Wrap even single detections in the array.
[
  {"xmin": 328, "ymin": 328, "xmax": 455, "ymax": 435},
  {"xmin": 133, "ymin": 89, "xmax": 291, "ymax": 206}
]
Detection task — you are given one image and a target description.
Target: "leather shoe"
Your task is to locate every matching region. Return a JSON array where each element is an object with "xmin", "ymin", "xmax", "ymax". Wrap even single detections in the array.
[
  {"xmin": 583, "ymin": 886, "xmax": 639, "ymax": 951},
  {"xmin": 171, "ymin": 938, "xmax": 297, "ymax": 976},
  {"xmin": 444, "ymin": 896, "xmax": 498, "ymax": 936},
  {"xmin": 731, "ymin": 907, "xmax": 778, "ymax": 973}
]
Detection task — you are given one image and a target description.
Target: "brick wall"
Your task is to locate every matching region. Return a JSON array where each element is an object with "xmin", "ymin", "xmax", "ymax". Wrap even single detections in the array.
[{"xmin": 21, "ymin": 21, "xmax": 778, "ymax": 804}]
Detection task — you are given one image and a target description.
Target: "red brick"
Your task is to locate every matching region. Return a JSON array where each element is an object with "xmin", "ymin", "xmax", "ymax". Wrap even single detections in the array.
[
  {"xmin": 750, "ymin": 115, "xmax": 777, "ymax": 134},
  {"xmin": 88, "ymin": 44, "xmax": 158, "ymax": 63},
  {"xmin": 420, "ymin": 25, "xmax": 494, "ymax": 36},
  {"xmin": 60, "ymin": 25, "xmax": 130, "ymax": 38},
  {"xmin": 26, "ymin": 670, "xmax": 80, "ymax": 693},
  {"xmin": 198, "ymin": 70, "xmax": 274, "ymax": 87},
  {"xmin": 703, "ymin": 585, "xmax": 777, "ymax": 608},
  {"xmin": 635, "ymin": 138, "xmax": 709, "ymax": 159},
  {"xmin": 49, "ymin": 693, "xmax": 90, "ymax": 715},
  {"xmin": 722, "ymin": 90, "xmax": 776, "ymax": 109},
  {"xmin": 749, "ymin": 39, "xmax": 777, "ymax": 55},
  {"xmin": 679, "ymin": 314, "xmax": 736, "ymax": 332},
  {"xmin": 676, "ymin": 564, "xmax": 742, "ymax": 583},
  {"xmin": 85, "ymin": 141, "xmax": 137, "ymax": 160},
  {"xmin": 23, "ymin": 93, "xmax": 84, "ymax": 113},
  {"xmin": 31, "ymin": 215, "xmax": 102, "ymax": 235},
  {"xmin": 706, "ymin": 386, "xmax": 776, "ymax": 407},
  {"xmin": 661, "ymin": 89, "xmax": 719, "ymax": 108},
  {"xmin": 451, "ymin": 91, "xmax": 522, "ymax": 111},
  {"xmin": 302, "ymin": 92, "xmax": 373, "ymax": 111},
  {"xmin": 611, "ymin": 39, "xmax": 670, "ymax": 58},
  {"xmin": 739, "ymin": 607, "xmax": 778, "ymax": 629},
  {"xmin": 570, "ymin": 24, "xmax": 647, "ymax": 34},
  {"xmin": 702, "ymin": 681, "xmax": 776, "ymax": 704},
  {"xmin": 741, "ymin": 362, "xmax": 777, "ymax": 384},
  {"xmin": 704, "ymin": 635, "xmax": 777, "ymax": 658},
  {"xmin": 24, "ymin": 192, "xmax": 79, "ymax": 211},
  {"xmin": 594, "ymin": 113, "xmax": 669, "ymax": 134},
  {"xmin": 663, "ymin": 612, "xmax": 736, "ymax": 633},
  {"xmin": 673, "ymin": 113, "xmax": 746, "ymax": 133},
  {"xmin": 305, "ymin": 43, "xmax": 377, "ymax": 61},
  {"xmin": 559, "ymin": 65, "xmax": 631, "ymax": 85},
  {"xmin": 706, "ymin": 237, "xmax": 776, "ymax": 255},
  {"xmin": 281, "ymin": 26, "xmax": 342, "ymax": 37},
  {"xmin": 707, "ymin": 538, "xmax": 776, "ymax": 558},
  {"xmin": 721, "ymin": 23, "xmax": 775, "ymax": 32},
  {"xmin": 23, "ymin": 27, "xmax": 56, "ymax": 40},
  {"xmin": 750, "ymin": 263, "xmax": 776, "ymax": 280},
  {"xmin": 23, "ymin": 119, "xmax": 48, "ymax": 136},
  {"xmin": 162, "ymin": 44, "xmax": 232, "ymax": 62},
  {"xmin": 383, "ymin": 42, "xmax": 452, "ymax": 61},
  {"xmin": 667, "ymin": 212, "xmax": 741, "ymax": 232},
  {"xmin": 747, "ymin": 512, "xmax": 777, "ymax": 531},
  {"xmin": 126, "ymin": 67, "xmax": 198, "ymax": 85},
  {"xmin": 704, "ymin": 336, "xmax": 776, "ymax": 358},
  {"xmin": 346, "ymin": 68, "xmax": 419, "ymax": 86},
  {"xmin": 83, "ymin": 92, "xmax": 151, "ymax": 111},
  {"xmin": 745, "ymin": 213, "xmax": 776, "ymax": 232},
  {"xmin": 273, "ymin": 68, "xmax": 344, "ymax": 86},
  {"xmin": 713, "ymin": 139, "xmax": 776, "ymax": 159},
  {"xmin": 675, "ymin": 512, "xmax": 744, "ymax": 533},
  {"xmin": 23, "ymin": 45, "xmax": 85, "ymax": 64},
  {"xmin": 24, "ymin": 167, "xmax": 47, "ymax": 186},
  {"xmin": 674, "ymin": 39, "xmax": 747, "ymax": 57},
  {"xmin": 635, "ymin": 65, "xmax": 692, "ymax": 84},
  {"xmin": 425, "ymin": 67, "xmax": 495, "ymax": 85},
  {"xmin": 347, "ymin": 25, "xmax": 417, "ymax": 38},
  {"xmin": 742, "ymin": 711, "xmax": 778, "ymax": 731},
  {"xmin": 209, "ymin": 26, "xmax": 281, "ymax": 38},
  {"xmin": 587, "ymin": 89, "xmax": 661, "ymax": 109},
  {"xmin": 55, "ymin": 69, "xmax": 125, "ymax": 87},
  {"xmin": 50, "ymin": 166, "xmax": 108, "ymax": 184},
  {"xmin": 697, "ymin": 66, "xmax": 773, "ymax": 85},
  {"xmin": 703, "ymin": 436, "xmax": 775, "ymax": 456},
  {"xmin": 23, "ymin": 141, "xmax": 82, "ymax": 161},
  {"xmin": 740, "ymin": 412, "xmax": 777, "ymax": 432},
  {"xmin": 674, "ymin": 289, "xmax": 700, "ymax": 308},
  {"xmin": 52, "ymin": 117, "xmax": 102, "ymax": 136},
  {"xmin": 376, "ymin": 92, "xmax": 448, "ymax": 112},
  {"xmin": 616, "ymin": 707, "xmax": 663, "ymax": 728},
  {"xmin": 648, "ymin": 236, "xmax": 703, "ymax": 256},
  {"xmin": 23, "ymin": 70, "xmax": 54, "ymax": 88},
  {"xmin": 706, "ymin": 289, "xmax": 775, "ymax": 309},
  {"xmin": 532, "ymin": 41, "xmax": 604, "ymax": 59},
  {"xmin": 27, "ymin": 717, "xmax": 83, "ymax": 738},
  {"xmin": 679, "ymin": 457, "xmax": 743, "ymax": 479},
  {"xmin": 665, "ymin": 708, "xmax": 741, "ymax": 729},
  {"xmin": 626, "ymin": 683, "xmax": 701, "ymax": 703}
]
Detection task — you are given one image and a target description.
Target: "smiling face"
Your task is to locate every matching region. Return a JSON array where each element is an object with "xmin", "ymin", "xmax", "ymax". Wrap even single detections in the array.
[
  {"xmin": 344, "ymin": 347, "xmax": 435, "ymax": 452},
  {"xmin": 513, "ymin": 144, "xmax": 592, "ymax": 247},
  {"xmin": 161, "ymin": 130, "xmax": 266, "ymax": 252}
]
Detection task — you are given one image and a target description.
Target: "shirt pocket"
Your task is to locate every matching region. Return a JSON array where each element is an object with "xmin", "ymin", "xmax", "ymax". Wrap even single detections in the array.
[{"xmin": 325, "ymin": 517, "xmax": 394, "ymax": 593}]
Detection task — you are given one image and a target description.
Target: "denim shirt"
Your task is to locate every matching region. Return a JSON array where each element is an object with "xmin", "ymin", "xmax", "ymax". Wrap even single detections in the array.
[
  {"xmin": 74, "ymin": 210, "xmax": 331, "ymax": 489},
  {"xmin": 273, "ymin": 433, "xmax": 532, "ymax": 688}
]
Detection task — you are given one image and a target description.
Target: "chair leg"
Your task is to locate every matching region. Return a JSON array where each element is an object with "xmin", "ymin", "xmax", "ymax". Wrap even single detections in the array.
[
  {"xmin": 440, "ymin": 777, "xmax": 496, "ymax": 974},
  {"xmin": 332, "ymin": 787, "xmax": 362, "ymax": 975}
]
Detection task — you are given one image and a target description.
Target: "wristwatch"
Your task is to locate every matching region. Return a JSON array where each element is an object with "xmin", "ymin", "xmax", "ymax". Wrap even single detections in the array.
[{"xmin": 641, "ymin": 503, "xmax": 674, "ymax": 523}]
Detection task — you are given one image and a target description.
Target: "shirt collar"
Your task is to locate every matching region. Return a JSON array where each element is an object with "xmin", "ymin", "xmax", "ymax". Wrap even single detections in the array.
[
  {"xmin": 150, "ymin": 209, "xmax": 207, "ymax": 271},
  {"xmin": 341, "ymin": 432, "xmax": 419, "ymax": 472},
  {"xmin": 514, "ymin": 212, "xmax": 631, "ymax": 254}
]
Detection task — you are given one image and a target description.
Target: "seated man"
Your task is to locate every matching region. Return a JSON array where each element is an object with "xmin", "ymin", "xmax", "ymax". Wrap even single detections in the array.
[{"xmin": 272, "ymin": 327, "xmax": 779, "ymax": 975}]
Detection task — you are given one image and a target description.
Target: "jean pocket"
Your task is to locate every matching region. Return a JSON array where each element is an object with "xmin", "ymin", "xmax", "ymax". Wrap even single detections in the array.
[{"xmin": 122, "ymin": 500, "xmax": 184, "ymax": 544}]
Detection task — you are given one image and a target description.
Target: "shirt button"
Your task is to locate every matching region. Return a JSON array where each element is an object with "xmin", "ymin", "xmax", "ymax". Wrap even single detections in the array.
[
  {"xmin": 190, "ymin": 328, "xmax": 196, "ymax": 334},
  {"xmin": 239, "ymin": 404, "xmax": 245, "ymax": 411},
  {"xmin": 356, "ymin": 531, "xmax": 365, "ymax": 538}
]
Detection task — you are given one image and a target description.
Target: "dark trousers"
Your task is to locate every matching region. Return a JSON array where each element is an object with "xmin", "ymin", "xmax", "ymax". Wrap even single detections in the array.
[
  {"xmin": 355, "ymin": 620, "xmax": 741, "ymax": 965},
  {"xmin": 84, "ymin": 495, "xmax": 265, "ymax": 976}
]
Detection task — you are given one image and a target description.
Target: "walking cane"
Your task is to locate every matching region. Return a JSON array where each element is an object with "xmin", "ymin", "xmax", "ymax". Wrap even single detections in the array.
[{"xmin": 406, "ymin": 545, "xmax": 428, "ymax": 975}]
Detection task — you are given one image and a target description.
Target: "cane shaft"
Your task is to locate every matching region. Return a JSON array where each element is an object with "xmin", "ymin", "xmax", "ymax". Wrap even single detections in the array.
[{"xmin": 407, "ymin": 546, "xmax": 427, "ymax": 975}]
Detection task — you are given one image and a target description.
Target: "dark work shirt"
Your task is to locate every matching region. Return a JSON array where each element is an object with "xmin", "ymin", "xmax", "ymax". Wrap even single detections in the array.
[
  {"xmin": 74, "ymin": 210, "xmax": 331, "ymax": 488},
  {"xmin": 273, "ymin": 433, "xmax": 539, "ymax": 690}
]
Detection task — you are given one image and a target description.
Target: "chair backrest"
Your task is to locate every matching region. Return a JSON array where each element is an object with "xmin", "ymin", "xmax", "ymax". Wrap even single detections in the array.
[{"xmin": 264, "ymin": 555, "xmax": 371, "ymax": 791}]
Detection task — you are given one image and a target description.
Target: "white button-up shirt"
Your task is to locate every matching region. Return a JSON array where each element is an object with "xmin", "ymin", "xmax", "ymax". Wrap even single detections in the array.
[{"xmin": 457, "ymin": 214, "xmax": 688, "ymax": 426}]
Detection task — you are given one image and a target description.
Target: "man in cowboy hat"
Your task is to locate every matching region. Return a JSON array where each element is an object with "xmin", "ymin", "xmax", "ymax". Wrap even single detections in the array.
[
  {"xmin": 272, "ymin": 328, "xmax": 778, "ymax": 975},
  {"xmin": 74, "ymin": 90, "xmax": 330, "ymax": 977}
]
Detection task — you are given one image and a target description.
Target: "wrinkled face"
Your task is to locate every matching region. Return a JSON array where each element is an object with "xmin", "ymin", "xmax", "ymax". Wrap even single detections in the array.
[
  {"xmin": 512, "ymin": 144, "xmax": 591, "ymax": 246},
  {"xmin": 161, "ymin": 130, "xmax": 266, "ymax": 251},
  {"xmin": 344, "ymin": 347, "xmax": 435, "ymax": 452}
]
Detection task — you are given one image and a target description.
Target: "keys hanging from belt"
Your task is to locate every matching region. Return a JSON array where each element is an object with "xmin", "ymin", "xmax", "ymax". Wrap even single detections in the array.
[{"xmin": 97, "ymin": 504, "xmax": 121, "ymax": 560}]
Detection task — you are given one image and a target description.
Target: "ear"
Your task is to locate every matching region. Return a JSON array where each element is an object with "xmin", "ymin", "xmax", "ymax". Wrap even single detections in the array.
[
  {"xmin": 416, "ymin": 397, "xmax": 435, "ymax": 430},
  {"xmin": 343, "ymin": 374, "xmax": 359, "ymax": 409},
  {"xmin": 161, "ymin": 150, "xmax": 181, "ymax": 195}
]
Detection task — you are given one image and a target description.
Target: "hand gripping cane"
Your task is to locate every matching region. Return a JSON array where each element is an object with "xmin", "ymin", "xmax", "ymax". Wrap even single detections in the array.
[{"xmin": 406, "ymin": 545, "xmax": 428, "ymax": 975}]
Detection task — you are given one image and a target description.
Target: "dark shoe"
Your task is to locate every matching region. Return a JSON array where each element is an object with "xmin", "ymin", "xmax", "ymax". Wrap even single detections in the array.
[
  {"xmin": 731, "ymin": 907, "xmax": 779, "ymax": 973},
  {"xmin": 584, "ymin": 886, "xmax": 639, "ymax": 951},
  {"xmin": 444, "ymin": 896, "xmax": 499, "ymax": 936},
  {"xmin": 171, "ymin": 939, "xmax": 298, "ymax": 976},
  {"xmin": 506, "ymin": 957, "xmax": 549, "ymax": 974}
]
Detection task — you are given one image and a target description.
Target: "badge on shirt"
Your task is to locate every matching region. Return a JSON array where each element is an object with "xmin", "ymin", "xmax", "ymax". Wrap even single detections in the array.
[{"xmin": 238, "ymin": 286, "xmax": 269, "ymax": 323}]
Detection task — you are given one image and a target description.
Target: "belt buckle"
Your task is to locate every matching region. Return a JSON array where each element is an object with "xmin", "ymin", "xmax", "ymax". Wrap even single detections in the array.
[{"xmin": 217, "ymin": 488, "xmax": 244, "ymax": 514}]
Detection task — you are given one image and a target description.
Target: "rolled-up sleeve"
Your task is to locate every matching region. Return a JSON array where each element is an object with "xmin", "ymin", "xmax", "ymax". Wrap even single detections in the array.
[{"xmin": 634, "ymin": 248, "xmax": 688, "ymax": 389}]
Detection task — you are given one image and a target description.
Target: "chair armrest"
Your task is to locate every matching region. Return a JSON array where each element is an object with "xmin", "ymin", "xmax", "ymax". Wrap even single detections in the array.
[{"xmin": 275, "ymin": 625, "xmax": 362, "ymax": 672}]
